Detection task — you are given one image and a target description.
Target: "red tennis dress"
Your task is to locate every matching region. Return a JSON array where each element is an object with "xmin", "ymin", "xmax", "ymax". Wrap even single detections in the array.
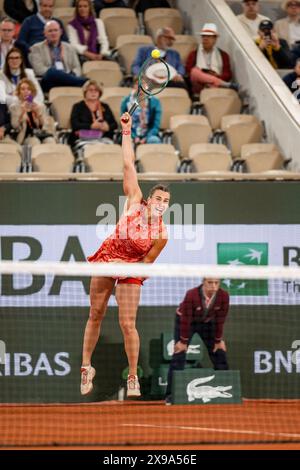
[{"xmin": 88, "ymin": 200, "xmax": 164, "ymax": 282}]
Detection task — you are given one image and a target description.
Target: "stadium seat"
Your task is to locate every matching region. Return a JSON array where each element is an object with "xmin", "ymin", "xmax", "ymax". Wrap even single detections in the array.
[
  {"xmin": 31, "ymin": 144, "xmax": 74, "ymax": 173},
  {"xmin": 52, "ymin": 7, "xmax": 75, "ymax": 27},
  {"xmin": 241, "ymin": 143, "xmax": 284, "ymax": 173},
  {"xmin": 55, "ymin": 0, "xmax": 73, "ymax": 6},
  {"xmin": 221, "ymin": 114, "xmax": 263, "ymax": 159},
  {"xmin": 189, "ymin": 143, "xmax": 232, "ymax": 172},
  {"xmin": 136, "ymin": 144, "xmax": 179, "ymax": 173},
  {"xmin": 200, "ymin": 88, "xmax": 242, "ymax": 131},
  {"xmin": 100, "ymin": 8, "xmax": 138, "ymax": 48},
  {"xmin": 49, "ymin": 87, "xmax": 83, "ymax": 131},
  {"xmin": 144, "ymin": 8, "xmax": 183, "ymax": 38},
  {"xmin": 82, "ymin": 60, "xmax": 123, "ymax": 87},
  {"xmin": 172, "ymin": 35, "xmax": 198, "ymax": 64},
  {"xmin": 170, "ymin": 115, "xmax": 212, "ymax": 159},
  {"xmin": 101, "ymin": 86, "xmax": 132, "ymax": 122},
  {"xmin": 83, "ymin": 143, "xmax": 123, "ymax": 173},
  {"xmin": 158, "ymin": 88, "xmax": 192, "ymax": 130},
  {"xmin": 0, "ymin": 143, "xmax": 22, "ymax": 173},
  {"xmin": 116, "ymin": 34, "xmax": 153, "ymax": 75}
]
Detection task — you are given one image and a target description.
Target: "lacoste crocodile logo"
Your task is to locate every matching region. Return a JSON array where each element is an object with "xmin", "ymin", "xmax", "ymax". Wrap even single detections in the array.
[{"xmin": 187, "ymin": 375, "xmax": 233, "ymax": 403}]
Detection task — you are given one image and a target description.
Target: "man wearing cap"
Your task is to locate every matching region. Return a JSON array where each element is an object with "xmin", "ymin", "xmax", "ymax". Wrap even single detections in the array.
[
  {"xmin": 186, "ymin": 23, "xmax": 237, "ymax": 95},
  {"xmin": 131, "ymin": 26, "xmax": 186, "ymax": 88},
  {"xmin": 256, "ymin": 19, "xmax": 294, "ymax": 68},
  {"xmin": 275, "ymin": 1, "xmax": 300, "ymax": 47},
  {"xmin": 237, "ymin": 0, "xmax": 271, "ymax": 39}
]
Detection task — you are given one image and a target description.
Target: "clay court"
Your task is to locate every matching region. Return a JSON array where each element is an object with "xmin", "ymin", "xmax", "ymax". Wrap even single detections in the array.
[{"xmin": 1, "ymin": 399, "xmax": 300, "ymax": 450}]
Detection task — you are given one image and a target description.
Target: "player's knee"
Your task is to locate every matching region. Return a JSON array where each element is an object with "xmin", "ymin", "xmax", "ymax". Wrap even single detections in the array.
[
  {"xmin": 89, "ymin": 306, "xmax": 104, "ymax": 323},
  {"xmin": 119, "ymin": 320, "xmax": 136, "ymax": 336}
]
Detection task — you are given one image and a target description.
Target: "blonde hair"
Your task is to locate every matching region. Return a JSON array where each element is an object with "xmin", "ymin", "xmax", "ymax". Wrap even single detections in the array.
[
  {"xmin": 82, "ymin": 79, "xmax": 103, "ymax": 98},
  {"xmin": 16, "ymin": 78, "xmax": 37, "ymax": 98}
]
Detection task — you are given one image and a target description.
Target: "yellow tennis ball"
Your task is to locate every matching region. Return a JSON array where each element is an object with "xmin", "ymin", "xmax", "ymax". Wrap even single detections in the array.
[{"xmin": 151, "ymin": 49, "xmax": 161, "ymax": 59}]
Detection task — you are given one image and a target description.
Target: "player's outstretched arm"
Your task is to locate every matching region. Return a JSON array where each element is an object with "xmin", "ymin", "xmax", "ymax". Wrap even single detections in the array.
[{"xmin": 120, "ymin": 113, "xmax": 142, "ymax": 207}]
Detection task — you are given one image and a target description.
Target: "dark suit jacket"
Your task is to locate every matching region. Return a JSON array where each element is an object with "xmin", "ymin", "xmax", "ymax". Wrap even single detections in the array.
[
  {"xmin": 0, "ymin": 103, "xmax": 12, "ymax": 135},
  {"xmin": 70, "ymin": 100, "xmax": 117, "ymax": 142},
  {"xmin": 4, "ymin": 0, "xmax": 38, "ymax": 24},
  {"xmin": 177, "ymin": 285, "xmax": 229, "ymax": 344}
]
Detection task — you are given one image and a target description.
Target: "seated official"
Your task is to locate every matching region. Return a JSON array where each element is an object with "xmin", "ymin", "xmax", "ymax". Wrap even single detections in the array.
[{"xmin": 165, "ymin": 278, "xmax": 230, "ymax": 404}]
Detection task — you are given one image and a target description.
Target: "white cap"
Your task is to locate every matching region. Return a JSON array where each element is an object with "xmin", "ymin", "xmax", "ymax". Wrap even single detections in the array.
[{"xmin": 200, "ymin": 23, "xmax": 219, "ymax": 36}]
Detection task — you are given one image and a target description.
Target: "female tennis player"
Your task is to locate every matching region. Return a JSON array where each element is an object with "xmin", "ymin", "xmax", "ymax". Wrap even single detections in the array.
[{"xmin": 81, "ymin": 112, "xmax": 170, "ymax": 397}]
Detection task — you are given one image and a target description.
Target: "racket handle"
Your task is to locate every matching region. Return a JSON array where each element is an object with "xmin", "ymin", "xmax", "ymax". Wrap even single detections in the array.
[{"xmin": 121, "ymin": 102, "xmax": 139, "ymax": 122}]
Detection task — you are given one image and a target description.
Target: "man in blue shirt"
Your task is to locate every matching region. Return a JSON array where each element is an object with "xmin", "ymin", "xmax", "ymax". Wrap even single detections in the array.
[
  {"xmin": 16, "ymin": 0, "xmax": 68, "ymax": 57},
  {"xmin": 132, "ymin": 26, "xmax": 186, "ymax": 88}
]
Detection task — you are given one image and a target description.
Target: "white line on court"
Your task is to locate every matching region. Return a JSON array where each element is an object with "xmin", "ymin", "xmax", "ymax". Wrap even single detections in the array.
[{"xmin": 121, "ymin": 423, "xmax": 300, "ymax": 439}]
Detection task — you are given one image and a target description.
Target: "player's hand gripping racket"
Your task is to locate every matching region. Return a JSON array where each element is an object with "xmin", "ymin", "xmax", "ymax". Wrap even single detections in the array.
[{"xmin": 121, "ymin": 49, "xmax": 170, "ymax": 122}]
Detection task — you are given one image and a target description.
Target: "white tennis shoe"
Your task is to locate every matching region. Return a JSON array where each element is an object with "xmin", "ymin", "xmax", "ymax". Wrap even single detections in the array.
[
  {"xmin": 127, "ymin": 374, "xmax": 141, "ymax": 398},
  {"xmin": 80, "ymin": 365, "xmax": 96, "ymax": 395}
]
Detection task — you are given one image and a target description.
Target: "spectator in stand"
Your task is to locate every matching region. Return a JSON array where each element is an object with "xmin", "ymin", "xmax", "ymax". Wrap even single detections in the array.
[
  {"xmin": 120, "ymin": 77, "xmax": 162, "ymax": 144},
  {"xmin": 3, "ymin": 0, "xmax": 38, "ymax": 25},
  {"xmin": 0, "ymin": 102, "xmax": 13, "ymax": 144},
  {"xmin": 275, "ymin": 1, "xmax": 300, "ymax": 48},
  {"xmin": 132, "ymin": 27, "xmax": 186, "ymax": 88},
  {"xmin": 93, "ymin": 0, "xmax": 127, "ymax": 17},
  {"xmin": 256, "ymin": 19, "xmax": 294, "ymax": 69},
  {"xmin": 9, "ymin": 78, "xmax": 55, "ymax": 145},
  {"xmin": 0, "ymin": 18, "xmax": 16, "ymax": 70},
  {"xmin": 29, "ymin": 20, "xmax": 88, "ymax": 92},
  {"xmin": 165, "ymin": 278, "xmax": 230, "ymax": 405},
  {"xmin": 70, "ymin": 79, "xmax": 117, "ymax": 147},
  {"xmin": 237, "ymin": 0, "xmax": 270, "ymax": 39},
  {"xmin": 68, "ymin": 0, "xmax": 110, "ymax": 63},
  {"xmin": 0, "ymin": 47, "xmax": 44, "ymax": 106},
  {"xmin": 128, "ymin": 0, "xmax": 171, "ymax": 14},
  {"xmin": 16, "ymin": 0, "xmax": 69, "ymax": 57},
  {"xmin": 186, "ymin": 23, "xmax": 237, "ymax": 95},
  {"xmin": 283, "ymin": 57, "xmax": 300, "ymax": 101}
]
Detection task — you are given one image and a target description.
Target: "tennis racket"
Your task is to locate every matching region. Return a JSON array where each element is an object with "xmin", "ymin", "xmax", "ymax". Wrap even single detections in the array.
[{"xmin": 121, "ymin": 49, "xmax": 170, "ymax": 122}]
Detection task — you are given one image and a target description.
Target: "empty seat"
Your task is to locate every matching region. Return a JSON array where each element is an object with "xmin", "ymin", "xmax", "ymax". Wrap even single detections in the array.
[
  {"xmin": 116, "ymin": 34, "xmax": 153, "ymax": 75},
  {"xmin": 0, "ymin": 144, "xmax": 22, "ymax": 173},
  {"xmin": 136, "ymin": 144, "xmax": 179, "ymax": 173},
  {"xmin": 221, "ymin": 114, "xmax": 263, "ymax": 159},
  {"xmin": 189, "ymin": 143, "xmax": 232, "ymax": 172},
  {"xmin": 100, "ymin": 8, "xmax": 138, "ymax": 48},
  {"xmin": 52, "ymin": 7, "xmax": 75, "ymax": 27},
  {"xmin": 101, "ymin": 86, "xmax": 132, "ymax": 122},
  {"xmin": 172, "ymin": 35, "xmax": 198, "ymax": 64},
  {"xmin": 170, "ymin": 115, "xmax": 212, "ymax": 158},
  {"xmin": 144, "ymin": 8, "xmax": 183, "ymax": 38},
  {"xmin": 82, "ymin": 60, "xmax": 123, "ymax": 87},
  {"xmin": 84, "ymin": 143, "xmax": 123, "ymax": 173},
  {"xmin": 49, "ymin": 87, "xmax": 83, "ymax": 130},
  {"xmin": 158, "ymin": 88, "xmax": 191, "ymax": 129},
  {"xmin": 31, "ymin": 144, "xmax": 74, "ymax": 172},
  {"xmin": 54, "ymin": 0, "xmax": 73, "ymax": 6},
  {"xmin": 241, "ymin": 143, "xmax": 284, "ymax": 173},
  {"xmin": 200, "ymin": 88, "xmax": 242, "ymax": 130}
]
